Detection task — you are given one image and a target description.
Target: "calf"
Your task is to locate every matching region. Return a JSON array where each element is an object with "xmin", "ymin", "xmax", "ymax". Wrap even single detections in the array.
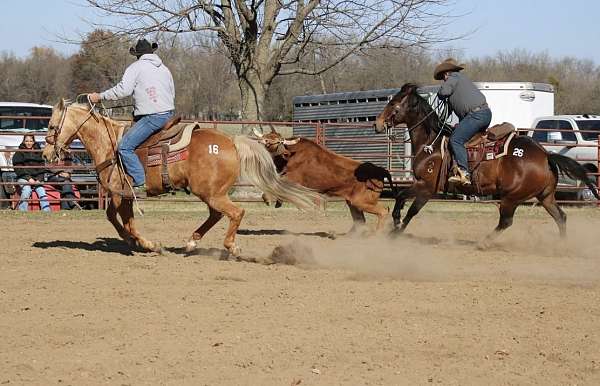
[{"xmin": 255, "ymin": 129, "xmax": 396, "ymax": 232}]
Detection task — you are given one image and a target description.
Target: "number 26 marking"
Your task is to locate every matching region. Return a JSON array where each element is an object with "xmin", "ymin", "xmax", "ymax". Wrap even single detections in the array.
[
  {"xmin": 208, "ymin": 144, "xmax": 219, "ymax": 154},
  {"xmin": 512, "ymin": 148, "xmax": 524, "ymax": 157}
]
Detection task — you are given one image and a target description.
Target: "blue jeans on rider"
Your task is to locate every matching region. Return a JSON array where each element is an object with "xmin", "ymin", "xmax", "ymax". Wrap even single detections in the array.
[
  {"xmin": 17, "ymin": 178, "xmax": 50, "ymax": 212},
  {"xmin": 449, "ymin": 108, "xmax": 492, "ymax": 173},
  {"xmin": 118, "ymin": 111, "xmax": 174, "ymax": 187}
]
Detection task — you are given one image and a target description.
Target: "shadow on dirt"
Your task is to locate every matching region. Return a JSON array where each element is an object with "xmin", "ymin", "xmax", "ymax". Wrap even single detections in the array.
[
  {"xmin": 391, "ymin": 232, "xmax": 481, "ymax": 248},
  {"xmin": 237, "ymin": 228, "xmax": 336, "ymax": 239},
  {"xmin": 165, "ymin": 246, "xmax": 230, "ymax": 259},
  {"xmin": 32, "ymin": 237, "xmax": 136, "ymax": 256},
  {"xmin": 165, "ymin": 246, "xmax": 263, "ymax": 264}
]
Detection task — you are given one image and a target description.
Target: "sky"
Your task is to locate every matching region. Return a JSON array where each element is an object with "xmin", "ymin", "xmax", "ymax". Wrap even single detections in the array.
[{"xmin": 1, "ymin": 0, "xmax": 600, "ymax": 63}]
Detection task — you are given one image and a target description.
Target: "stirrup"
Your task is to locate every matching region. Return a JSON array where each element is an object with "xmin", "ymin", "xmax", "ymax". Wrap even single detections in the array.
[{"xmin": 449, "ymin": 169, "xmax": 471, "ymax": 185}]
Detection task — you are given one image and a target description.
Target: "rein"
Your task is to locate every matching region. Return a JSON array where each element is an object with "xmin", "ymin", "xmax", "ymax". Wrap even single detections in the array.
[
  {"xmin": 50, "ymin": 97, "xmax": 131, "ymax": 192},
  {"xmin": 388, "ymin": 97, "xmax": 449, "ymax": 145}
]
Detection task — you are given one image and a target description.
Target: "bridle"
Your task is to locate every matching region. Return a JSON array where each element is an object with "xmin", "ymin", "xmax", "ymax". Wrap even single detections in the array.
[
  {"xmin": 383, "ymin": 93, "xmax": 450, "ymax": 146},
  {"xmin": 46, "ymin": 98, "xmax": 98, "ymax": 160}
]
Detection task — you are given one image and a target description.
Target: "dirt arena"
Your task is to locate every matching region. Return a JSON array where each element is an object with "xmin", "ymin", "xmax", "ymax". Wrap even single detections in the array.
[{"xmin": 1, "ymin": 201, "xmax": 600, "ymax": 385}]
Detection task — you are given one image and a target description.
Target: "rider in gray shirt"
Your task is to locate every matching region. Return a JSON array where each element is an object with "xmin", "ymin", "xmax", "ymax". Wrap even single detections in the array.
[{"xmin": 435, "ymin": 58, "xmax": 491, "ymax": 185}]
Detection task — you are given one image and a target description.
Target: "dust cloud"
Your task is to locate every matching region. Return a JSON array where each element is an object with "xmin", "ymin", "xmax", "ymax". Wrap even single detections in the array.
[{"xmin": 267, "ymin": 214, "xmax": 600, "ymax": 284}]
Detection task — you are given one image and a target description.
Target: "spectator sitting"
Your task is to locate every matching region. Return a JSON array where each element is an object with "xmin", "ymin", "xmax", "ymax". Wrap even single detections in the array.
[
  {"xmin": 47, "ymin": 155, "xmax": 80, "ymax": 210},
  {"xmin": 12, "ymin": 134, "xmax": 50, "ymax": 212}
]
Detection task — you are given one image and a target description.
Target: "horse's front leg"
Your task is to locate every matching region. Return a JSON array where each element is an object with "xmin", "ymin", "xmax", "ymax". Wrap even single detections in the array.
[
  {"xmin": 399, "ymin": 193, "xmax": 431, "ymax": 232},
  {"xmin": 392, "ymin": 179, "xmax": 431, "ymax": 232},
  {"xmin": 106, "ymin": 198, "xmax": 133, "ymax": 244},
  {"xmin": 391, "ymin": 181, "xmax": 424, "ymax": 228},
  {"xmin": 113, "ymin": 195, "xmax": 162, "ymax": 253}
]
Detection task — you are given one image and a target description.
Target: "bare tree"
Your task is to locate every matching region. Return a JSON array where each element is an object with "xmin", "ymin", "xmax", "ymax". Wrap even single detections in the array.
[
  {"xmin": 71, "ymin": 30, "xmax": 132, "ymax": 94},
  {"xmin": 85, "ymin": 0, "xmax": 455, "ymax": 120},
  {"xmin": 0, "ymin": 48, "xmax": 71, "ymax": 104}
]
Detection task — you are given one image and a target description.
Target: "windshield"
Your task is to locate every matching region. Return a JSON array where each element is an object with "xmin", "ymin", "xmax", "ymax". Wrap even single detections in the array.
[
  {"xmin": 0, "ymin": 106, "xmax": 52, "ymax": 131},
  {"xmin": 577, "ymin": 120, "xmax": 600, "ymax": 141}
]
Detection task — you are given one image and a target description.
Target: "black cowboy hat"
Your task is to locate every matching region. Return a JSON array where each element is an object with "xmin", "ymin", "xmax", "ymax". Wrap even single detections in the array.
[{"xmin": 129, "ymin": 39, "xmax": 158, "ymax": 56}]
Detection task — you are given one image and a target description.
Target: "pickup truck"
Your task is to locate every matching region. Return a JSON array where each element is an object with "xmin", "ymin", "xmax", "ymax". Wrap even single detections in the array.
[{"xmin": 527, "ymin": 114, "xmax": 600, "ymax": 200}]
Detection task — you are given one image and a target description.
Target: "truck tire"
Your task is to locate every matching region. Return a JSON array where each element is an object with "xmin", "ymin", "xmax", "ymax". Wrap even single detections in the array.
[{"xmin": 576, "ymin": 187, "xmax": 595, "ymax": 202}]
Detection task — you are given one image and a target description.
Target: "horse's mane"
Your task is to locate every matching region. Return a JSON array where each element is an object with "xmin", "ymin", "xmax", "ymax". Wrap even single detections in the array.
[{"xmin": 391, "ymin": 83, "xmax": 442, "ymax": 135}]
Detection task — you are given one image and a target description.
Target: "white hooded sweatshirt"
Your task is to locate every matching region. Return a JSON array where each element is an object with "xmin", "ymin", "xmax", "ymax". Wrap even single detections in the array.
[{"xmin": 100, "ymin": 54, "xmax": 175, "ymax": 116}]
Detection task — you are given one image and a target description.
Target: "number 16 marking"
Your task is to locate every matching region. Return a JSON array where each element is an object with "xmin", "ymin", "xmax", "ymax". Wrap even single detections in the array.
[{"xmin": 208, "ymin": 144, "xmax": 219, "ymax": 154}]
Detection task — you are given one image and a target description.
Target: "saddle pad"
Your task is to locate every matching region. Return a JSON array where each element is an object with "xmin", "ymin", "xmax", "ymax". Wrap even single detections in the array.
[{"xmin": 147, "ymin": 148, "xmax": 189, "ymax": 167}]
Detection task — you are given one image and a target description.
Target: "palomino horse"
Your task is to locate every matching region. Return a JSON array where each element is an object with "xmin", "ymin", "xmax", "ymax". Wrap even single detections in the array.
[
  {"xmin": 42, "ymin": 100, "xmax": 322, "ymax": 256},
  {"xmin": 254, "ymin": 128, "xmax": 397, "ymax": 232},
  {"xmin": 374, "ymin": 83, "xmax": 599, "ymax": 241}
]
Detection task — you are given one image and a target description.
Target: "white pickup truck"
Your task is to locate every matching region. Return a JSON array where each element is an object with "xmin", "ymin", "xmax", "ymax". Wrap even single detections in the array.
[{"xmin": 527, "ymin": 114, "xmax": 600, "ymax": 200}]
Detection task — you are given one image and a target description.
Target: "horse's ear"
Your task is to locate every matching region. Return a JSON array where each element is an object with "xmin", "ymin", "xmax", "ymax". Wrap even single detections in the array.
[{"xmin": 58, "ymin": 98, "xmax": 66, "ymax": 110}]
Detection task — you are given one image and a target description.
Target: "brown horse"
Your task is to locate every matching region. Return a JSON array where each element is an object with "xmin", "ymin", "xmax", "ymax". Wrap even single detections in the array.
[
  {"xmin": 254, "ymin": 129, "xmax": 395, "ymax": 232},
  {"xmin": 42, "ymin": 100, "xmax": 322, "ymax": 255},
  {"xmin": 374, "ymin": 83, "xmax": 599, "ymax": 242}
]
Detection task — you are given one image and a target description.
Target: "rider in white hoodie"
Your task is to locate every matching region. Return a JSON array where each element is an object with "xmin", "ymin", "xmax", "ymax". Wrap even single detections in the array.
[{"xmin": 89, "ymin": 39, "xmax": 175, "ymax": 188}]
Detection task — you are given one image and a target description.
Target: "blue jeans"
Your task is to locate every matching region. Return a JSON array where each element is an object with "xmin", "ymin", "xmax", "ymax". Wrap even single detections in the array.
[
  {"xmin": 118, "ymin": 111, "xmax": 174, "ymax": 186},
  {"xmin": 17, "ymin": 178, "xmax": 50, "ymax": 212},
  {"xmin": 449, "ymin": 108, "xmax": 492, "ymax": 172}
]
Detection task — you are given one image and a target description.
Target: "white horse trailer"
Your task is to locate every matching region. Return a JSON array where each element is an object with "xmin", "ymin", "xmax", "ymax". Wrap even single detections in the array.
[{"xmin": 418, "ymin": 82, "xmax": 555, "ymax": 128}]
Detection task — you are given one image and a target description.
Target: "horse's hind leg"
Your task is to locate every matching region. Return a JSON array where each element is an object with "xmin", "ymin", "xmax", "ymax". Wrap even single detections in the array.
[
  {"xmin": 538, "ymin": 193, "xmax": 567, "ymax": 237},
  {"xmin": 185, "ymin": 206, "xmax": 224, "ymax": 252},
  {"xmin": 208, "ymin": 195, "xmax": 245, "ymax": 257}
]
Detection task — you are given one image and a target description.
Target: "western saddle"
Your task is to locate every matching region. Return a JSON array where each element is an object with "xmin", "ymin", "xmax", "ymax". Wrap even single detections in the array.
[
  {"xmin": 132, "ymin": 116, "xmax": 203, "ymax": 194},
  {"xmin": 439, "ymin": 122, "xmax": 517, "ymax": 192},
  {"xmin": 464, "ymin": 122, "xmax": 516, "ymax": 171}
]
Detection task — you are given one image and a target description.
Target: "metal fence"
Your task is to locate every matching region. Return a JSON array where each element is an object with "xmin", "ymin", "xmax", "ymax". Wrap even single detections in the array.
[{"xmin": 1, "ymin": 119, "xmax": 599, "ymax": 209}]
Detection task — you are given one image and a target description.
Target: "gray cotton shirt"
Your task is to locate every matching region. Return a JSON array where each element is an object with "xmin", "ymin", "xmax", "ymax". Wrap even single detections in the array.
[{"xmin": 437, "ymin": 72, "xmax": 486, "ymax": 120}]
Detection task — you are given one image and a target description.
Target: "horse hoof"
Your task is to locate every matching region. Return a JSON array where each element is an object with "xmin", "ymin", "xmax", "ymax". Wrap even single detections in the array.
[
  {"xmin": 229, "ymin": 246, "xmax": 241, "ymax": 258},
  {"xmin": 476, "ymin": 241, "xmax": 490, "ymax": 250},
  {"xmin": 152, "ymin": 242, "xmax": 164, "ymax": 254},
  {"xmin": 388, "ymin": 227, "xmax": 404, "ymax": 239},
  {"xmin": 185, "ymin": 240, "xmax": 198, "ymax": 253}
]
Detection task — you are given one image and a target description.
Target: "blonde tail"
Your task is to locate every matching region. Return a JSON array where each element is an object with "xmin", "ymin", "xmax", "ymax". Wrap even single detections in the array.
[{"xmin": 233, "ymin": 135, "xmax": 324, "ymax": 210}]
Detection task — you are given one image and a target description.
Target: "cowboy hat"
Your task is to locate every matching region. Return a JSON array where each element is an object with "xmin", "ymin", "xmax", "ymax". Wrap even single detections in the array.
[
  {"xmin": 129, "ymin": 39, "xmax": 158, "ymax": 56},
  {"xmin": 433, "ymin": 58, "xmax": 465, "ymax": 80}
]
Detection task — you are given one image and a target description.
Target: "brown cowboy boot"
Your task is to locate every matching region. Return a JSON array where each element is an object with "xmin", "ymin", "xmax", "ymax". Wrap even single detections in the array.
[{"xmin": 448, "ymin": 168, "xmax": 472, "ymax": 185}]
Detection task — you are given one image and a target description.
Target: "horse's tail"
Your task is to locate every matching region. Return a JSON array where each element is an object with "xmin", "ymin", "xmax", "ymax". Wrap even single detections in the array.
[
  {"xmin": 547, "ymin": 153, "xmax": 600, "ymax": 199},
  {"xmin": 233, "ymin": 136, "xmax": 324, "ymax": 210}
]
